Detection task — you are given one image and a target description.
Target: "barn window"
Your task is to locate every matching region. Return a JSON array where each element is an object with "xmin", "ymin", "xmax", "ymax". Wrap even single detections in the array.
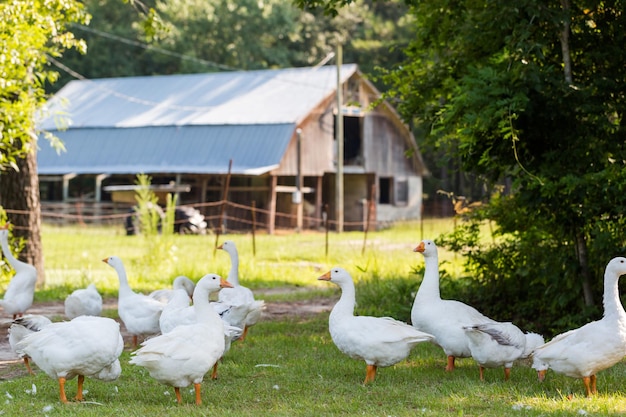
[
  {"xmin": 39, "ymin": 178, "xmax": 63, "ymax": 201},
  {"xmin": 395, "ymin": 179, "xmax": 408, "ymax": 205},
  {"xmin": 379, "ymin": 177, "xmax": 392, "ymax": 204}
]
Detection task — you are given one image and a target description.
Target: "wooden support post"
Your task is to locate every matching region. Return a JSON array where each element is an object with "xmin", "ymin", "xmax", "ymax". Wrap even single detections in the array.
[
  {"xmin": 268, "ymin": 175, "xmax": 277, "ymax": 234},
  {"xmin": 214, "ymin": 159, "xmax": 232, "ymax": 257},
  {"xmin": 251, "ymin": 200, "xmax": 256, "ymax": 257}
]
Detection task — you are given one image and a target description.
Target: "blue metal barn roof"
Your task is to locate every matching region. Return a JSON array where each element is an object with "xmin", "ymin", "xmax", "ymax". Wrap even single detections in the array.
[
  {"xmin": 37, "ymin": 65, "xmax": 358, "ymax": 175},
  {"xmin": 37, "ymin": 124, "xmax": 295, "ymax": 175}
]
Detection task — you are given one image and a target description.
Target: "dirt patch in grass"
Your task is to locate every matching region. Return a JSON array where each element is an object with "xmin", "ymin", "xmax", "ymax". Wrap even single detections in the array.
[{"xmin": 0, "ymin": 289, "xmax": 335, "ymax": 379}]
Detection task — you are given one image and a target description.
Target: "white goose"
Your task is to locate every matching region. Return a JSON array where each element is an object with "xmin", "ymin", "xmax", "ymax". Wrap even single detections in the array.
[
  {"xmin": 318, "ymin": 267, "xmax": 434, "ymax": 384},
  {"xmin": 14, "ymin": 315, "xmax": 123, "ymax": 403},
  {"xmin": 129, "ymin": 273, "xmax": 232, "ymax": 405},
  {"xmin": 159, "ymin": 287, "xmax": 243, "ymax": 380},
  {"xmin": 217, "ymin": 240, "xmax": 264, "ymax": 341},
  {"xmin": 531, "ymin": 256, "xmax": 626, "ymax": 397},
  {"xmin": 149, "ymin": 275, "xmax": 195, "ymax": 303},
  {"xmin": 8, "ymin": 314, "xmax": 53, "ymax": 374},
  {"xmin": 103, "ymin": 256, "xmax": 165, "ymax": 348},
  {"xmin": 0, "ymin": 224, "xmax": 37, "ymax": 319},
  {"xmin": 64, "ymin": 283, "xmax": 103, "ymax": 319},
  {"xmin": 411, "ymin": 239, "xmax": 495, "ymax": 371},
  {"xmin": 463, "ymin": 322, "xmax": 544, "ymax": 380}
]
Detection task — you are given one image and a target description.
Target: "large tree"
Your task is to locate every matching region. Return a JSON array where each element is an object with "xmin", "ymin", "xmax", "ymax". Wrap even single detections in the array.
[
  {"xmin": 0, "ymin": 0, "xmax": 162, "ymax": 285},
  {"xmin": 383, "ymin": 0, "xmax": 626, "ymax": 309},
  {"xmin": 0, "ymin": 0, "xmax": 90, "ymax": 284}
]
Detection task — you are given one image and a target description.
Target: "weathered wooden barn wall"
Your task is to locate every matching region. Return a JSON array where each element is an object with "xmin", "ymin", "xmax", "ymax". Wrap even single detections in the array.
[{"xmin": 364, "ymin": 113, "xmax": 418, "ymax": 177}]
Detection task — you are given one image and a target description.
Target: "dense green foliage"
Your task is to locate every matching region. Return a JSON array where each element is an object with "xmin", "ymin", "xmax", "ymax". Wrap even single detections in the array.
[
  {"xmin": 382, "ymin": 1, "xmax": 626, "ymax": 334},
  {"xmin": 54, "ymin": 0, "xmax": 415, "ymax": 92},
  {"xmin": 0, "ymin": 0, "xmax": 89, "ymax": 169},
  {"xmin": 298, "ymin": 0, "xmax": 626, "ymax": 332},
  {"xmin": 298, "ymin": 0, "xmax": 626, "ymax": 335}
]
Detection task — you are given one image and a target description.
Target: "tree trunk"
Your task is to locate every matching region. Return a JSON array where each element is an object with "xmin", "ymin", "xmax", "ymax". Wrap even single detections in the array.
[
  {"xmin": 560, "ymin": 0, "xmax": 573, "ymax": 84},
  {"xmin": 575, "ymin": 230, "xmax": 594, "ymax": 307},
  {"xmin": 0, "ymin": 141, "xmax": 45, "ymax": 286}
]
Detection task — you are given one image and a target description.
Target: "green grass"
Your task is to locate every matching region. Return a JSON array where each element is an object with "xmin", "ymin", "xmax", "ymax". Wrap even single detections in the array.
[
  {"xmin": 33, "ymin": 218, "xmax": 460, "ymax": 300},
  {"xmin": 4, "ymin": 219, "xmax": 626, "ymax": 415},
  {"xmin": 3, "ymin": 315, "xmax": 626, "ymax": 416}
]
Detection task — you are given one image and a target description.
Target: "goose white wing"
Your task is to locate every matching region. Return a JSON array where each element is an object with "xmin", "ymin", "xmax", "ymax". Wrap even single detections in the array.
[
  {"xmin": 331, "ymin": 315, "xmax": 433, "ymax": 368},
  {"xmin": 118, "ymin": 291, "xmax": 165, "ymax": 336},
  {"xmin": 16, "ymin": 316, "xmax": 123, "ymax": 380},
  {"xmin": 463, "ymin": 322, "xmax": 526, "ymax": 369},
  {"xmin": 8, "ymin": 314, "xmax": 52, "ymax": 357},
  {"xmin": 531, "ymin": 320, "xmax": 622, "ymax": 378},
  {"xmin": 64, "ymin": 284, "xmax": 103, "ymax": 318},
  {"xmin": 0, "ymin": 265, "xmax": 37, "ymax": 317},
  {"xmin": 130, "ymin": 322, "xmax": 225, "ymax": 387}
]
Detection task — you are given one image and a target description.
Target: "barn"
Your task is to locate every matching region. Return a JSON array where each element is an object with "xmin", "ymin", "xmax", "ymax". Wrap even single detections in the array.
[{"xmin": 36, "ymin": 64, "xmax": 427, "ymax": 232}]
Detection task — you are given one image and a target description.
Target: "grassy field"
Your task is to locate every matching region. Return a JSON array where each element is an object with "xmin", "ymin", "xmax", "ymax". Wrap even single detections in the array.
[
  {"xmin": 3, "ymin": 316, "xmax": 626, "ymax": 416},
  {"xmin": 2, "ymin": 219, "xmax": 626, "ymax": 416},
  {"xmin": 35, "ymin": 218, "xmax": 462, "ymax": 300}
]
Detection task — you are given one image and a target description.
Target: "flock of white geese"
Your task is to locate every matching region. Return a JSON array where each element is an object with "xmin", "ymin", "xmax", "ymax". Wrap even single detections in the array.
[{"xmin": 2, "ymin": 222, "xmax": 626, "ymax": 404}]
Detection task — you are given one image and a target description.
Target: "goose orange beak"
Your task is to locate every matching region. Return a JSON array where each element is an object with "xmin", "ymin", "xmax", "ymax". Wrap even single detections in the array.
[
  {"xmin": 414, "ymin": 241, "xmax": 425, "ymax": 253},
  {"xmin": 102, "ymin": 257, "xmax": 109, "ymax": 264},
  {"xmin": 217, "ymin": 243, "xmax": 224, "ymax": 250},
  {"xmin": 318, "ymin": 271, "xmax": 331, "ymax": 281},
  {"xmin": 220, "ymin": 278, "xmax": 233, "ymax": 288},
  {"xmin": 0, "ymin": 223, "xmax": 9, "ymax": 230}
]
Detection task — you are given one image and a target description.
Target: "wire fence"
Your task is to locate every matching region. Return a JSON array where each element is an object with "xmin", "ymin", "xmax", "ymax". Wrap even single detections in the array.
[
  {"xmin": 3, "ymin": 191, "xmax": 461, "ymax": 237},
  {"xmin": 4, "ymin": 199, "xmax": 384, "ymax": 235}
]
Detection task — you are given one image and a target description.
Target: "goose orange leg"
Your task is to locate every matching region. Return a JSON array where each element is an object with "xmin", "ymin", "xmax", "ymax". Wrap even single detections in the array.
[
  {"xmin": 364, "ymin": 364, "xmax": 377, "ymax": 384},
  {"xmin": 240, "ymin": 325, "xmax": 249, "ymax": 342},
  {"xmin": 23, "ymin": 357, "xmax": 34, "ymax": 375},
  {"xmin": 479, "ymin": 366, "xmax": 485, "ymax": 381},
  {"xmin": 174, "ymin": 387, "xmax": 182, "ymax": 404},
  {"xmin": 74, "ymin": 375, "xmax": 85, "ymax": 401},
  {"xmin": 590, "ymin": 374, "xmax": 597, "ymax": 395},
  {"xmin": 504, "ymin": 367, "xmax": 511, "ymax": 381},
  {"xmin": 194, "ymin": 383, "xmax": 202, "ymax": 405},
  {"xmin": 445, "ymin": 355, "xmax": 455, "ymax": 372},
  {"xmin": 211, "ymin": 362, "xmax": 219, "ymax": 380},
  {"xmin": 583, "ymin": 375, "xmax": 598, "ymax": 397},
  {"xmin": 58, "ymin": 377, "xmax": 68, "ymax": 403}
]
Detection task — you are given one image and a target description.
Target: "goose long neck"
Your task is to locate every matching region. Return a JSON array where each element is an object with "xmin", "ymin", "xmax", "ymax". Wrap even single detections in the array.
[
  {"xmin": 603, "ymin": 270, "xmax": 626, "ymax": 320},
  {"xmin": 115, "ymin": 264, "xmax": 133, "ymax": 296},
  {"xmin": 417, "ymin": 253, "xmax": 441, "ymax": 299},
  {"xmin": 0, "ymin": 232, "xmax": 21, "ymax": 269},
  {"xmin": 227, "ymin": 249, "xmax": 240, "ymax": 286},
  {"xmin": 330, "ymin": 280, "xmax": 356, "ymax": 323},
  {"xmin": 193, "ymin": 288, "xmax": 220, "ymax": 325}
]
